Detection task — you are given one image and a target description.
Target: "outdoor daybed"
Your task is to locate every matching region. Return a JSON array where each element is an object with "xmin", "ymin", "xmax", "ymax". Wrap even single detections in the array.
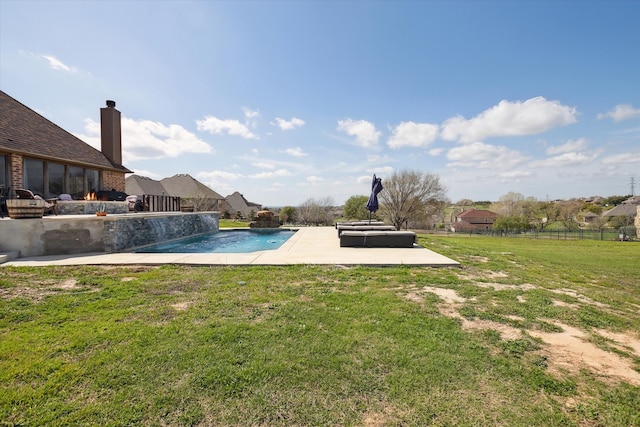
[
  {"xmin": 340, "ymin": 230, "xmax": 417, "ymax": 248},
  {"xmin": 335, "ymin": 220, "xmax": 385, "ymax": 228},
  {"xmin": 337, "ymin": 224, "xmax": 397, "ymax": 237}
]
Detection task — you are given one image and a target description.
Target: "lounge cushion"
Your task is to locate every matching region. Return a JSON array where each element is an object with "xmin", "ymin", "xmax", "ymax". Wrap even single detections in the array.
[
  {"xmin": 337, "ymin": 225, "xmax": 397, "ymax": 236},
  {"xmin": 335, "ymin": 220, "xmax": 385, "ymax": 228},
  {"xmin": 340, "ymin": 230, "xmax": 416, "ymax": 248}
]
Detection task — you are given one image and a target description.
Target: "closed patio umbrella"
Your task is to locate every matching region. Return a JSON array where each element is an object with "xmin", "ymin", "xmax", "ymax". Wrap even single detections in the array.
[{"xmin": 365, "ymin": 174, "xmax": 383, "ymax": 224}]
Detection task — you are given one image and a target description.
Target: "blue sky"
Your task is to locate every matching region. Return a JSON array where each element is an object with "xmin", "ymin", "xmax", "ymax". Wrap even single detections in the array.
[{"xmin": 1, "ymin": 0, "xmax": 639, "ymax": 207}]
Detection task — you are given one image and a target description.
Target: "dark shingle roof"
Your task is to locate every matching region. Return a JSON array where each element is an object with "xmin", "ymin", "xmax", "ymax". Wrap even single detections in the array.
[
  {"xmin": 0, "ymin": 90, "xmax": 129, "ymax": 172},
  {"xmin": 457, "ymin": 209, "xmax": 499, "ymax": 218},
  {"xmin": 125, "ymin": 175, "xmax": 170, "ymax": 196},
  {"xmin": 160, "ymin": 174, "xmax": 224, "ymax": 200}
]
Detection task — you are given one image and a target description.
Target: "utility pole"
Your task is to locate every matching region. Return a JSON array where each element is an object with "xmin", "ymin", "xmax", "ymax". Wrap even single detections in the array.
[{"xmin": 630, "ymin": 176, "xmax": 636, "ymax": 196}]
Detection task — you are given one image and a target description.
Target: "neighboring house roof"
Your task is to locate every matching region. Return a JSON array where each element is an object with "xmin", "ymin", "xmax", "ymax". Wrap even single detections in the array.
[
  {"xmin": 451, "ymin": 219, "xmax": 482, "ymax": 231},
  {"xmin": 224, "ymin": 191, "xmax": 261, "ymax": 217},
  {"xmin": 160, "ymin": 174, "xmax": 224, "ymax": 200},
  {"xmin": 602, "ymin": 204, "xmax": 638, "ymax": 217},
  {"xmin": 0, "ymin": 90, "xmax": 129, "ymax": 172},
  {"xmin": 456, "ymin": 209, "xmax": 499, "ymax": 220},
  {"xmin": 125, "ymin": 175, "xmax": 169, "ymax": 196},
  {"xmin": 622, "ymin": 196, "xmax": 640, "ymax": 205}
]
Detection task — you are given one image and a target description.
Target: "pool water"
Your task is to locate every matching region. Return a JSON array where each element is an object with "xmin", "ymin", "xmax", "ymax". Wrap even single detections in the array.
[{"xmin": 136, "ymin": 229, "xmax": 297, "ymax": 253}]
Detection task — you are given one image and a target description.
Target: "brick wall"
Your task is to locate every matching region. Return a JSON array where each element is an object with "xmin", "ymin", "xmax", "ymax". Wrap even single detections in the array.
[
  {"xmin": 102, "ymin": 170, "xmax": 125, "ymax": 192},
  {"xmin": 10, "ymin": 153, "xmax": 23, "ymax": 195}
]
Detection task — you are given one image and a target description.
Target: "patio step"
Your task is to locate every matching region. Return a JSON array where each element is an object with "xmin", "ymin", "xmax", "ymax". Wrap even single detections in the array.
[{"xmin": 0, "ymin": 251, "xmax": 19, "ymax": 264}]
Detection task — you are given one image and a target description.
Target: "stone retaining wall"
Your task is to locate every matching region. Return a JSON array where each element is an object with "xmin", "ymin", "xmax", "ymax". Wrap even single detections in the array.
[
  {"xmin": 0, "ymin": 212, "xmax": 219, "ymax": 257},
  {"xmin": 56, "ymin": 200, "xmax": 129, "ymax": 215}
]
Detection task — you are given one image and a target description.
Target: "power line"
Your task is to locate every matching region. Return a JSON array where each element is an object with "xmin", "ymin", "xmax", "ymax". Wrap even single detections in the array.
[{"xmin": 631, "ymin": 177, "xmax": 636, "ymax": 196}]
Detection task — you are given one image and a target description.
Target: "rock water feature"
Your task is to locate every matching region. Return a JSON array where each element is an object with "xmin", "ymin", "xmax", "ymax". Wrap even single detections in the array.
[{"xmin": 249, "ymin": 210, "xmax": 281, "ymax": 228}]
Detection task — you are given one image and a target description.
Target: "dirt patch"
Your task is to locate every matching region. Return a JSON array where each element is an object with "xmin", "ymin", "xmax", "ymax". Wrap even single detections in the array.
[
  {"xmin": 530, "ymin": 323, "xmax": 640, "ymax": 386},
  {"xmin": 460, "ymin": 318, "xmax": 524, "ymax": 340},
  {"xmin": 551, "ymin": 299, "xmax": 578, "ymax": 308},
  {"xmin": 597, "ymin": 329, "xmax": 640, "ymax": 355},
  {"xmin": 549, "ymin": 289, "xmax": 608, "ymax": 308},
  {"xmin": 421, "ymin": 286, "xmax": 466, "ymax": 303},
  {"xmin": 57, "ymin": 279, "xmax": 79, "ymax": 289},
  {"xmin": 475, "ymin": 282, "xmax": 537, "ymax": 291},
  {"xmin": 171, "ymin": 301, "xmax": 192, "ymax": 311},
  {"xmin": 406, "ymin": 286, "xmax": 640, "ymax": 386}
]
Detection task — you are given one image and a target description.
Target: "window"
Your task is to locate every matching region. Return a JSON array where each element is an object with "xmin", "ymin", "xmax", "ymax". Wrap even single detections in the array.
[
  {"xmin": 20, "ymin": 157, "xmax": 103, "ymax": 199},
  {"xmin": 23, "ymin": 158, "xmax": 45, "ymax": 196},
  {"xmin": 85, "ymin": 169, "xmax": 99, "ymax": 194},
  {"xmin": 68, "ymin": 166, "xmax": 84, "ymax": 199},
  {"xmin": 47, "ymin": 162, "xmax": 65, "ymax": 197},
  {"xmin": 0, "ymin": 154, "xmax": 6, "ymax": 189}
]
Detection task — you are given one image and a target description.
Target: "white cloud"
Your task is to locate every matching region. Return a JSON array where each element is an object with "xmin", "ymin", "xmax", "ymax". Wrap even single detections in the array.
[
  {"xmin": 602, "ymin": 152, "xmax": 640, "ymax": 164},
  {"xmin": 128, "ymin": 169, "xmax": 162, "ymax": 180},
  {"xmin": 306, "ymin": 176, "xmax": 325, "ymax": 183},
  {"xmin": 41, "ymin": 54, "xmax": 78, "ymax": 73},
  {"xmin": 366, "ymin": 154, "xmax": 393, "ymax": 163},
  {"xmin": 336, "ymin": 118, "xmax": 381, "ymax": 148},
  {"xmin": 273, "ymin": 117, "xmax": 305, "ymax": 130},
  {"xmin": 196, "ymin": 170, "xmax": 243, "ymax": 195},
  {"xmin": 249, "ymin": 169, "xmax": 293, "ymax": 179},
  {"xmin": 597, "ymin": 104, "xmax": 640, "ymax": 122},
  {"xmin": 387, "ymin": 121, "xmax": 439, "ymax": 149},
  {"xmin": 284, "ymin": 147, "xmax": 308, "ymax": 157},
  {"xmin": 196, "ymin": 115, "xmax": 258, "ymax": 139},
  {"xmin": 252, "ymin": 161, "xmax": 276, "ymax": 169},
  {"xmin": 429, "ymin": 148, "xmax": 444, "ymax": 156},
  {"xmin": 244, "ymin": 108, "xmax": 259, "ymax": 119},
  {"xmin": 498, "ymin": 170, "xmax": 532, "ymax": 179},
  {"xmin": 198, "ymin": 170, "xmax": 243, "ymax": 181},
  {"xmin": 546, "ymin": 138, "xmax": 588, "ymax": 155},
  {"xmin": 76, "ymin": 117, "xmax": 213, "ymax": 162},
  {"xmin": 446, "ymin": 141, "xmax": 528, "ymax": 169},
  {"xmin": 441, "ymin": 97, "xmax": 578, "ymax": 143},
  {"xmin": 531, "ymin": 152, "xmax": 597, "ymax": 168}
]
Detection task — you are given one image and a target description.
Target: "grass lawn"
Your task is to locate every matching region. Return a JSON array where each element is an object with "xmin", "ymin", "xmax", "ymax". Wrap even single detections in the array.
[
  {"xmin": 1, "ymin": 236, "xmax": 639, "ymax": 426},
  {"xmin": 218, "ymin": 219, "xmax": 250, "ymax": 228}
]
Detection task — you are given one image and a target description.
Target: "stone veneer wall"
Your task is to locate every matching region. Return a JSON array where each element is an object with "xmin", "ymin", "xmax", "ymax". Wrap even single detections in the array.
[
  {"xmin": 104, "ymin": 212, "xmax": 219, "ymax": 252},
  {"xmin": 636, "ymin": 206, "xmax": 640, "ymax": 239},
  {"xmin": 0, "ymin": 212, "xmax": 219, "ymax": 257},
  {"xmin": 56, "ymin": 201, "xmax": 129, "ymax": 215}
]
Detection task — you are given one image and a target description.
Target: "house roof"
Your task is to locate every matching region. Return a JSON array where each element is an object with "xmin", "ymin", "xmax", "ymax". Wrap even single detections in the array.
[
  {"xmin": 160, "ymin": 174, "xmax": 224, "ymax": 200},
  {"xmin": 0, "ymin": 90, "xmax": 130, "ymax": 172},
  {"xmin": 456, "ymin": 209, "xmax": 499, "ymax": 218},
  {"xmin": 602, "ymin": 204, "xmax": 638, "ymax": 217},
  {"xmin": 224, "ymin": 191, "xmax": 261, "ymax": 217},
  {"xmin": 125, "ymin": 175, "xmax": 169, "ymax": 196}
]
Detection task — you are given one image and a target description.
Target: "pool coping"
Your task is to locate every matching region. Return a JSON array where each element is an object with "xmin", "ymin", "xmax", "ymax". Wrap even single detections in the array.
[{"xmin": 2, "ymin": 226, "xmax": 460, "ymax": 267}]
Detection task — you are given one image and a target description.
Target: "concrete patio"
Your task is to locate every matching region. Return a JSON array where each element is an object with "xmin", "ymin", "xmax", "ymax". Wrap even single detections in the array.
[{"xmin": 2, "ymin": 226, "xmax": 460, "ymax": 267}]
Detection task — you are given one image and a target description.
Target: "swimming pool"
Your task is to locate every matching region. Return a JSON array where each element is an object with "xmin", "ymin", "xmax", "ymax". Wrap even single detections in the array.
[{"xmin": 135, "ymin": 229, "xmax": 297, "ymax": 253}]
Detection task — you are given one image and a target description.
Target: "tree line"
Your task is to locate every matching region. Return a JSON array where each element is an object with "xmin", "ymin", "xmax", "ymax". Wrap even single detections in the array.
[{"xmin": 273, "ymin": 170, "xmax": 634, "ymax": 233}]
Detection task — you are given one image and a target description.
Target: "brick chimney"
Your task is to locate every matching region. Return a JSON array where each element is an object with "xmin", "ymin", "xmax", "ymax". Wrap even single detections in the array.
[{"xmin": 100, "ymin": 100, "xmax": 122, "ymax": 166}]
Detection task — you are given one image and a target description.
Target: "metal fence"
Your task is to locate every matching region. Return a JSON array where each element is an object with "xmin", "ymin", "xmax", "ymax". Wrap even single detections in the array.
[
  {"xmin": 142, "ymin": 195, "xmax": 181, "ymax": 212},
  {"xmin": 452, "ymin": 227, "xmax": 637, "ymax": 241}
]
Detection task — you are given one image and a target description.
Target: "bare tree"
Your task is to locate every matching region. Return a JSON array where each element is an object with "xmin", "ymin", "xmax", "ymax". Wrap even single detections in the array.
[
  {"xmin": 298, "ymin": 196, "xmax": 335, "ymax": 225},
  {"xmin": 557, "ymin": 200, "xmax": 584, "ymax": 231},
  {"xmin": 493, "ymin": 192, "xmax": 525, "ymax": 217},
  {"xmin": 378, "ymin": 170, "xmax": 447, "ymax": 230}
]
